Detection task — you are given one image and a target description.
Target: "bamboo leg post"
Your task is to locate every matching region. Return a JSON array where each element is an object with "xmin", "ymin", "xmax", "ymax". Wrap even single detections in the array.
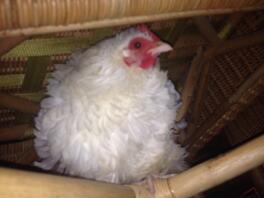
[
  {"xmin": 193, "ymin": 17, "xmax": 221, "ymax": 44},
  {"xmin": 218, "ymin": 13, "xmax": 243, "ymax": 39},
  {"xmin": 176, "ymin": 47, "xmax": 203, "ymax": 122},
  {"xmin": 131, "ymin": 135, "xmax": 264, "ymax": 198}
]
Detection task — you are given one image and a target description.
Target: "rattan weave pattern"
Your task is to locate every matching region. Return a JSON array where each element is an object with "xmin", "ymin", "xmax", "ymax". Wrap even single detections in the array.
[
  {"xmin": 195, "ymin": 44, "xmax": 264, "ymax": 129},
  {"xmin": 0, "ymin": 0, "xmax": 263, "ymax": 37},
  {"xmin": 225, "ymin": 92, "xmax": 264, "ymax": 146}
]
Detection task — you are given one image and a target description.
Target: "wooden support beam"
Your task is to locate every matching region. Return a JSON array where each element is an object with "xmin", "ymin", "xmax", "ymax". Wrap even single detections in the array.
[
  {"xmin": 169, "ymin": 30, "xmax": 264, "ymax": 59},
  {"xmin": 172, "ymin": 17, "xmax": 221, "ymax": 126},
  {"xmin": 194, "ymin": 16, "xmax": 221, "ymax": 44},
  {"xmin": 212, "ymin": 31, "xmax": 264, "ymax": 57},
  {"xmin": 0, "ymin": 124, "xmax": 32, "ymax": 142},
  {"xmin": 0, "ymin": 92, "xmax": 40, "ymax": 114},
  {"xmin": 184, "ymin": 59, "xmax": 212, "ymax": 144},
  {"xmin": 176, "ymin": 47, "xmax": 203, "ymax": 122},
  {"xmin": 218, "ymin": 13, "xmax": 244, "ymax": 39}
]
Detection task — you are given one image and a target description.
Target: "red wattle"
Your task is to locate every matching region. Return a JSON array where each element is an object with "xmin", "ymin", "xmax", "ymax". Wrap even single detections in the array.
[{"xmin": 140, "ymin": 55, "xmax": 156, "ymax": 69}]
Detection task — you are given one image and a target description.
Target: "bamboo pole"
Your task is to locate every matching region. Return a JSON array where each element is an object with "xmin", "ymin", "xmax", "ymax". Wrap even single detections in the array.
[
  {"xmin": 176, "ymin": 47, "xmax": 203, "ymax": 122},
  {"xmin": 0, "ymin": 135, "xmax": 263, "ymax": 198},
  {"xmin": 169, "ymin": 30, "xmax": 264, "ymax": 60},
  {"xmin": 214, "ymin": 31, "xmax": 264, "ymax": 56},
  {"xmin": 193, "ymin": 17, "xmax": 221, "ymax": 44},
  {"xmin": 132, "ymin": 134, "xmax": 264, "ymax": 198},
  {"xmin": 218, "ymin": 13, "xmax": 244, "ymax": 39},
  {"xmin": 1, "ymin": 6, "xmax": 264, "ymax": 37},
  {"xmin": 0, "ymin": 168, "xmax": 135, "ymax": 198}
]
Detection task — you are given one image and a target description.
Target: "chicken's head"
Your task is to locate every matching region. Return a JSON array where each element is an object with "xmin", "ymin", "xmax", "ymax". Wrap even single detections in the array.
[{"xmin": 122, "ymin": 25, "xmax": 172, "ymax": 69}]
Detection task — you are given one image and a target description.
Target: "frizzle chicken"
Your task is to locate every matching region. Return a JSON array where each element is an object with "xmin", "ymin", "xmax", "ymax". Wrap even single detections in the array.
[{"xmin": 34, "ymin": 25, "xmax": 187, "ymax": 184}]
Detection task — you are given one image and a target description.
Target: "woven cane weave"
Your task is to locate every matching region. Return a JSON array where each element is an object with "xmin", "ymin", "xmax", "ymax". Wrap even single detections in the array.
[
  {"xmin": 0, "ymin": 0, "xmax": 263, "ymax": 37},
  {"xmin": 225, "ymin": 92, "xmax": 264, "ymax": 146},
  {"xmin": 184, "ymin": 11, "xmax": 264, "ymax": 158}
]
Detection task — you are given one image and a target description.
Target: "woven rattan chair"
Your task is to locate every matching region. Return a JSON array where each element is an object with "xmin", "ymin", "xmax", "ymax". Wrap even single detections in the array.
[{"xmin": 0, "ymin": 1, "xmax": 264, "ymax": 197}]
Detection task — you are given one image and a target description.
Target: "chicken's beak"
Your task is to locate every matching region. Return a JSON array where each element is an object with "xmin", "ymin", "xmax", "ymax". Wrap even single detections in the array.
[{"xmin": 148, "ymin": 42, "xmax": 173, "ymax": 56}]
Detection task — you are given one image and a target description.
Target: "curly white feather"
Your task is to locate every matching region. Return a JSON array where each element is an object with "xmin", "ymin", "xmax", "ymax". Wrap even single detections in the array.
[{"xmin": 34, "ymin": 28, "xmax": 187, "ymax": 184}]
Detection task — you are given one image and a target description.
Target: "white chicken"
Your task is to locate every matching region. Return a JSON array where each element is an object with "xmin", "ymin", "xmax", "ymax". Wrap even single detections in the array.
[{"xmin": 34, "ymin": 25, "xmax": 187, "ymax": 184}]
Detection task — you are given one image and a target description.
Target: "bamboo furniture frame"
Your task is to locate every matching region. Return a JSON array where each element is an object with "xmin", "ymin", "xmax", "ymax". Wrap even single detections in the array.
[
  {"xmin": 0, "ymin": 135, "xmax": 263, "ymax": 198},
  {"xmin": 0, "ymin": 1, "xmax": 264, "ymax": 197}
]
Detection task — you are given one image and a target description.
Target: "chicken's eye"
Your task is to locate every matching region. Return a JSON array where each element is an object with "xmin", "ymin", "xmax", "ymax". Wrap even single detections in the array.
[{"xmin": 134, "ymin": 42, "xmax": 141, "ymax": 49}]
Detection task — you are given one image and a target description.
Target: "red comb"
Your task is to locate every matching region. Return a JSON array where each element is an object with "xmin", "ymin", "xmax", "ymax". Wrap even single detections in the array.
[{"xmin": 137, "ymin": 24, "xmax": 160, "ymax": 42}]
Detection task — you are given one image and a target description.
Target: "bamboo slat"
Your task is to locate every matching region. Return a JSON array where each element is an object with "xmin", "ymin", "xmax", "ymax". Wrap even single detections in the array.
[
  {"xmin": 193, "ymin": 17, "xmax": 221, "ymax": 44},
  {"xmin": 0, "ymin": 0, "xmax": 263, "ymax": 37},
  {"xmin": 176, "ymin": 47, "xmax": 203, "ymax": 122},
  {"xmin": 0, "ymin": 134, "xmax": 263, "ymax": 198}
]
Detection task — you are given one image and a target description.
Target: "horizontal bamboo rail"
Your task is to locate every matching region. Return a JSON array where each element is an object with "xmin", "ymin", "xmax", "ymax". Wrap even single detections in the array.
[
  {"xmin": 213, "ymin": 31, "xmax": 264, "ymax": 56},
  {"xmin": 0, "ymin": 135, "xmax": 263, "ymax": 198},
  {"xmin": 0, "ymin": 167, "xmax": 136, "ymax": 198},
  {"xmin": 169, "ymin": 30, "xmax": 264, "ymax": 59},
  {"xmin": 0, "ymin": 0, "xmax": 263, "ymax": 37}
]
